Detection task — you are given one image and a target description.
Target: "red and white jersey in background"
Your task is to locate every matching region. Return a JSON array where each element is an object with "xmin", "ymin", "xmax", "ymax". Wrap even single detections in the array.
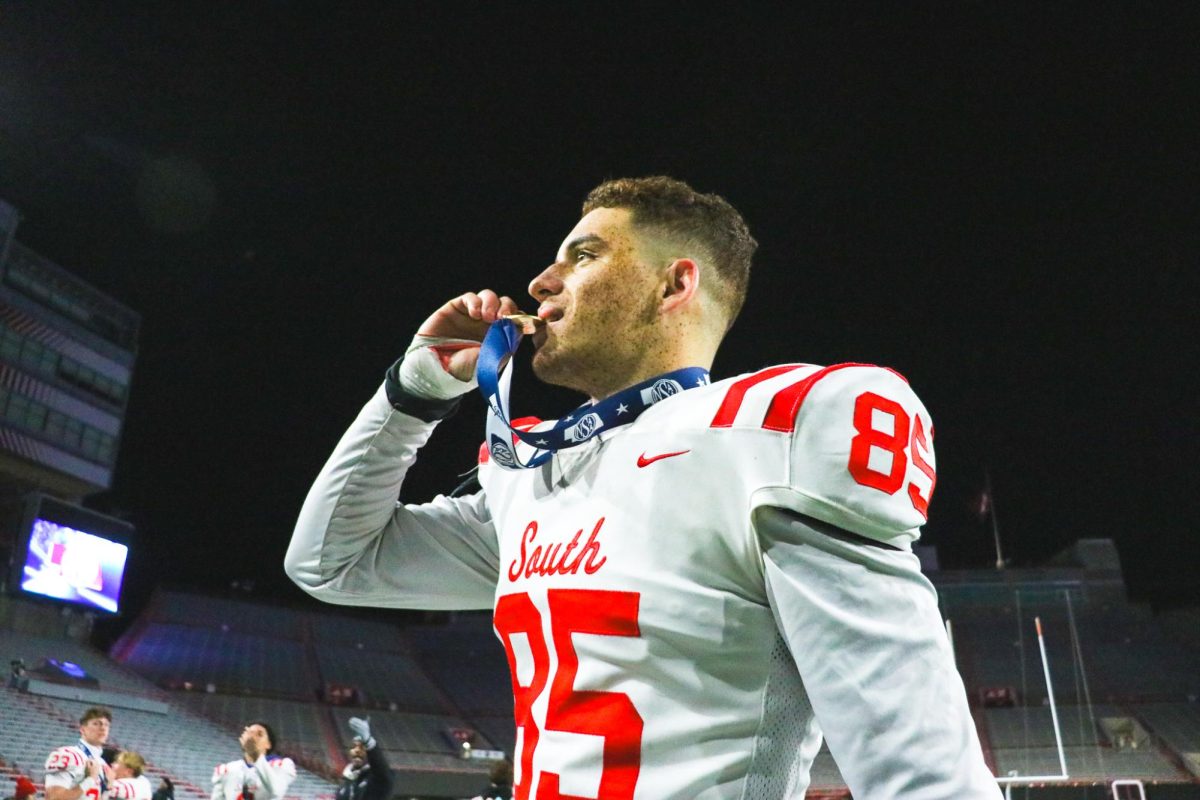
[
  {"xmin": 211, "ymin": 755, "xmax": 296, "ymax": 800},
  {"xmin": 109, "ymin": 775, "xmax": 153, "ymax": 800},
  {"xmin": 289, "ymin": 362, "xmax": 1000, "ymax": 799}
]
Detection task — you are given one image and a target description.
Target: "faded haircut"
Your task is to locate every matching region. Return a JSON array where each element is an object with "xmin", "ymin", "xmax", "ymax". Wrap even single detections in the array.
[{"xmin": 582, "ymin": 176, "xmax": 756, "ymax": 331}]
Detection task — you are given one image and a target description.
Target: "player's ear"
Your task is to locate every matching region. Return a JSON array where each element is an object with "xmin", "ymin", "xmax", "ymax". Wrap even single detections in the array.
[{"xmin": 660, "ymin": 258, "xmax": 699, "ymax": 314}]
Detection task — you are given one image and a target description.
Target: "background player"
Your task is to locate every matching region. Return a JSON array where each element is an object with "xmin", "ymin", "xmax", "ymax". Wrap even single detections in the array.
[
  {"xmin": 287, "ymin": 176, "xmax": 1000, "ymax": 797},
  {"xmin": 211, "ymin": 722, "xmax": 295, "ymax": 800},
  {"xmin": 107, "ymin": 752, "xmax": 151, "ymax": 800},
  {"xmin": 45, "ymin": 707, "xmax": 114, "ymax": 800}
]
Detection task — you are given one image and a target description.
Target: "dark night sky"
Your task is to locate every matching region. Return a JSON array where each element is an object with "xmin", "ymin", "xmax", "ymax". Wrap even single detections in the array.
[{"xmin": 0, "ymin": 5, "xmax": 1194, "ymax": 619}]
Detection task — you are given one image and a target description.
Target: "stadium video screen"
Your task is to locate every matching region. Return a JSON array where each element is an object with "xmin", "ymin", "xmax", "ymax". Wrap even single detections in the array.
[{"xmin": 17, "ymin": 514, "xmax": 129, "ymax": 614}]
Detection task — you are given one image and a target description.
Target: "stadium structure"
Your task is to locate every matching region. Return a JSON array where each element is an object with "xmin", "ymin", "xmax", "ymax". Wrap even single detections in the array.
[
  {"xmin": 1, "ymin": 539, "xmax": 1197, "ymax": 799},
  {"xmin": 0, "ymin": 198, "xmax": 137, "ymax": 502}
]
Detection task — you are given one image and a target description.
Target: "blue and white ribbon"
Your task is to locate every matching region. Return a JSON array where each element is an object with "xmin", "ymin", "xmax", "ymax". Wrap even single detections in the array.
[{"xmin": 476, "ymin": 318, "xmax": 710, "ymax": 469}]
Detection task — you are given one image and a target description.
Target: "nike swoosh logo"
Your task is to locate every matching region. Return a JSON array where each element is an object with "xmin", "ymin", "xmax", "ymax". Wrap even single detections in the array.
[{"xmin": 637, "ymin": 450, "xmax": 691, "ymax": 468}]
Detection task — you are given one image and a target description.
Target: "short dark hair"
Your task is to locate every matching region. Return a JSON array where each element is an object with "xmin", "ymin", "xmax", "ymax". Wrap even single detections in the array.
[
  {"xmin": 582, "ymin": 176, "xmax": 756, "ymax": 330},
  {"xmin": 80, "ymin": 706, "xmax": 112, "ymax": 725},
  {"xmin": 248, "ymin": 720, "xmax": 278, "ymax": 754}
]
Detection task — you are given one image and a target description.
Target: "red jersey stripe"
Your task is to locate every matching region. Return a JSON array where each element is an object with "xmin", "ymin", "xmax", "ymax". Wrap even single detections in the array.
[
  {"xmin": 709, "ymin": 365, "xmax": 805, "ymax": 428},
  {"xmin": 761, "ymin": 363, "xmax": 873, "ymax": 433}
]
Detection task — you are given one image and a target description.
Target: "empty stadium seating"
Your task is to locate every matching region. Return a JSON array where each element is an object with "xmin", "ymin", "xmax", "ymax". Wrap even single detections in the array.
[
  {"xmin": 991, "ymin": 745, "xmax": 1185, "ymax": 782},
  {"xmin": 408, "ymin": 612, "xmax": 512, "ymax": 716},
  {"xmin": 118, "ymin": 622, "xmax": 312, "ymax": 697},
  {"xmin": 1135, "ymin": 702, "xmax": 1200, "ymax": 778},
  {"xmin": 315, "ymin": 647, "xmax": 450, "ymax": 713},
  {"xmin": 176, "ymin": 693, "xmax": 330, "ymax": 762}
]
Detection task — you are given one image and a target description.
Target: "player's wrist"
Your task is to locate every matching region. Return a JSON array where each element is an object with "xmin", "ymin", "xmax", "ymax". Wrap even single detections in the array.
[
  {"xmin": 385, "ymin": 358, "xmax": 463, "ymax": 422},
  {"xmin": 398, "ymin": 334, "xmax": 479, "ymax": 399}
]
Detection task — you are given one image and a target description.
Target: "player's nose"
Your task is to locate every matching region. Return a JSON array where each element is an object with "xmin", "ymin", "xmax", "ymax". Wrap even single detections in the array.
[{"xmin": 528, "ymin": 261, "xmax": 564, "ymax": 301}]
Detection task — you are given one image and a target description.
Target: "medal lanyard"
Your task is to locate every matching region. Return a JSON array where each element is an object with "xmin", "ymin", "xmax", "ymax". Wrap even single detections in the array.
[
  {"xmin": 79, "ymin": 741, "xmax": 105, "ymax": 791},
  {"xmin": 476, "ymin": 318, "xmax": 710, "ymax": 469}
]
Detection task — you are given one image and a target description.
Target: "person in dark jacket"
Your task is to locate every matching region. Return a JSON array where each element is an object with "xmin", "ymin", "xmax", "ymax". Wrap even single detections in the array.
[
  {"xmin": 149, "ymin": 777, "xmax": 172, "ymax": 800},
  {"xmin": 336, "ymin": 718, "xmax": 391, "ymax": 800}
]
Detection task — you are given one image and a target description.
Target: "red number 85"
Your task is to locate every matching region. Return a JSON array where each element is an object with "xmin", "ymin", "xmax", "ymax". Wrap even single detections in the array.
[{"xmin": 847, "ymin": 391, "xmax": 936, "ymax": 517}]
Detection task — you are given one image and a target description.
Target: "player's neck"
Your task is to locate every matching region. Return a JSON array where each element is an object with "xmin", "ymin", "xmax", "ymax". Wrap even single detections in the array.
[
  {"xmin": 606, "ymin": 330, "xmax": 716, "ymax": 401},
  {"xmin": 587, "ymin": 352, "xmax": 714, "ymax": 403}
]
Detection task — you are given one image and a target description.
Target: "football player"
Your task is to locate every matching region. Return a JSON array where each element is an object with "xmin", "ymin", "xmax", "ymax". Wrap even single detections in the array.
[
  {"xmin": 107, "ymin": 752, "xmax": 151, "ymax": 800},
  {"xmin": 45, "ymin": 707, "xmax": 114, "ymax": 800},
  {"xmin": 211, "ymin": 722, "xmax": 295, "ymax": 800},
  {"xmin": 287, "ymin": 176, "xmax": 1001, "ymax": 798}
]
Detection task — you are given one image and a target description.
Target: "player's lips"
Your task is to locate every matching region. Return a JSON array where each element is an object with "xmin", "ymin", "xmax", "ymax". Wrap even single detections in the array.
[{"xmin": 537, "ymin": 304, "xmax": 564, "ymax": 323}]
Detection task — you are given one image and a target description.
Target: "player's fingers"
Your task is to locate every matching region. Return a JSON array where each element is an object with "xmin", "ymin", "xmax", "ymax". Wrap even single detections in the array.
[
  {"xmin": 478, "ymin": 289, "xmax": 501, "ymax": 321},
  {"xmin": 458, "ymin": 291, "xmax": 483, "ymax": 319},
  {"xmin": 497, "ymin": 295, "xmax": 522, "ymax": 317},
  {"xmin": 418, "ymin": 290, "xmax": 507, "ymax": 338}
]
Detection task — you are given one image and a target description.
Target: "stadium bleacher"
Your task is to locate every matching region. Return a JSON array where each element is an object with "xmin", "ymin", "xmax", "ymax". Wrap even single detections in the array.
[
  {"xmin": 118, "ymin": 622, "xmax": 312, "ymax": 697},
  {"xmin": 991, "ymin": 745, "xmax": 1186, "ymax": 783},
  {"xmin": 0, "ymin": 622, "xmax": 335, "ymax": 800},
  {"xmin": 176, "ymin": 693, "xmax": 331, "ymax": 761},
  {"xmin": 310, "ymin": 614, "xmax": 412, "ymax": 652},
  {"xmin": 107, "ymin": 591, "xmax": 504, "ymax": 795},
  {"xmin": 315, "ymin": 648, "xmax": 451, "ymax": 713},
  {"xmin": 5, "ymin": 549, "xmax": 1200, "ymax": 799},
  {"xmin": 408, "ymin": 612, "xmax": 512, "ymax": 717}
]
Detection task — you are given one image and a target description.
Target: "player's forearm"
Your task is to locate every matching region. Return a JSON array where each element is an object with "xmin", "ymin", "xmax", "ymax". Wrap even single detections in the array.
[{"xmin": 285, "ymin": 383, "xmax": 442, "ymax": 596}]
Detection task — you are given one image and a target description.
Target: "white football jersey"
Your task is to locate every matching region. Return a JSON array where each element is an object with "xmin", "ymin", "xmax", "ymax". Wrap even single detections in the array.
[
  {"xmin": 109, "ymin": 775, "xmax": 153, "ymax": 800},
  {"xmin": 211, "ymin": 756, "xmax": 296, "ymax": 800},
  {"xmin": 44, "ymin": 745, "xmax": 101, "ymax": 797},
  {"xmin": 478, "ymin": 363, "xmax": 936, "ymax": 799},
  {"xmin": 288, "ymin": 362, "xmax": 999, "ymax": 799}
]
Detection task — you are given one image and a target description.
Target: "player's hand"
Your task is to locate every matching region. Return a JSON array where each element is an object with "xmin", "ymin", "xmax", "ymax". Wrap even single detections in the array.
[
  {"xmin": 348, "ymin": 716, "xmax": 374, "ymax": 749},
  {"xmin": 416, "ymin": 290, "xmax": 522, "ymax": 381},
  {"xmin": 240, "ymin": 727, "xmax": 263, "ymax": 760},
  {"xmin": 85, "ymin": 758, "xmax": 101, "ymax": 779}
]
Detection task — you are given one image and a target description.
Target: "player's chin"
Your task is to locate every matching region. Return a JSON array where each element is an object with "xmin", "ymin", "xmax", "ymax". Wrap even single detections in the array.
[{"xmin": 530, "ymin": 346, "xmax": 568, "ymax": 383}]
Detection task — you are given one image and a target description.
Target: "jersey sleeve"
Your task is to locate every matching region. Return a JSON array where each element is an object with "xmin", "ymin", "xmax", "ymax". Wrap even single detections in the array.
[
  {"xmin": 210, "ymin": 763, "xmax": 227, "ymax": 800},
  {"xmin": 254, "ymin": 756, "xmax": 296, "ymax": 800},
  {"xmin": 285, "ymin": 383, "xmax": 501, "ymax": 610},
  {"xmin": 108, "ymin": 778, "xmax": 147, "ymax": 800},
  {"xmin": 756, "ymin": 507, "xmax": 1001, "ymax": 797},
  {"xmin": 752, "ymin": 364, "xmax": 936, "ymax": 548},
  {"xmin": 44, "ymin": 747, "xmax": 86, "ymax": 789}
]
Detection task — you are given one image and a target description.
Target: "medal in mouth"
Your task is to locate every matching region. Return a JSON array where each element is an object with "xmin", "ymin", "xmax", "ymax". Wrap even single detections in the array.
[{"xmin": 502, "ymin": 313, "xmax": 544, "ymax": 335}]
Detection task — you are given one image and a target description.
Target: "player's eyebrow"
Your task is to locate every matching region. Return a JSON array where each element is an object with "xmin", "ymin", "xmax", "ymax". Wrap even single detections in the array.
[{"xmin": 562, "ymin": 233, "xmax": 607, "ymax": 259}]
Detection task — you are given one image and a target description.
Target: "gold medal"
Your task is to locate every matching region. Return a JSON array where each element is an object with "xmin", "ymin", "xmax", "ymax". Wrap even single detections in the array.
[{"xmin": 503, "ymin": 314, "xmax": 544, "ymax": 334}]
